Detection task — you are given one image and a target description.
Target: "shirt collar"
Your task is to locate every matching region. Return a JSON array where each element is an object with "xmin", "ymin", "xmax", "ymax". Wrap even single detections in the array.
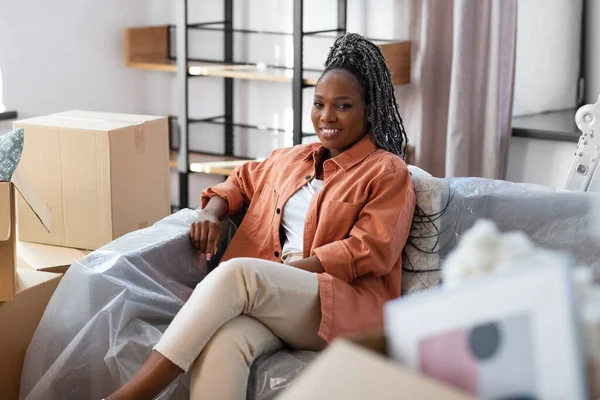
[{"xmin": 303, "ymin": 134, "xmax": 377, "ymax": 171}]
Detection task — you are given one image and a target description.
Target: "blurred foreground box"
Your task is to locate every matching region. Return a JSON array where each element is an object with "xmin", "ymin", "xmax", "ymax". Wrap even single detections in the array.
[{"xmin": 278, "ymin": 330, "xmax": 473, "ymax": 400}]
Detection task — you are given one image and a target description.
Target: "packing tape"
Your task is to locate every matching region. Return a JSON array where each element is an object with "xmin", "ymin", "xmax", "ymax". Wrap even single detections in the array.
[
  {"xmin": 51, "ymin": 114, "xmax": 147, "ymax": 153},
  {"xmin": 134, "ymin": 125, "xmax": 145, "ymax": 153},
  {"xmin": 50, "ymin": 115, "xmax": 144, "ymax": 126},
  {"xmin": 11, "ymin": 170, "xmax": 52, "ymax": 233}
]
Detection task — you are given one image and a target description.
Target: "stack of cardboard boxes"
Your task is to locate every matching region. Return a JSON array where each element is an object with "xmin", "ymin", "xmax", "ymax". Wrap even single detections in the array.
[{"xmin": 0, "ymin": 110, "xmax": 171, "ymax": 400}]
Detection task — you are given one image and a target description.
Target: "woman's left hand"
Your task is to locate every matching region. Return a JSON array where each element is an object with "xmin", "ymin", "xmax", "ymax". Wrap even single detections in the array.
[{"xmin": 286, "ymin": 256, "xmax": 325, "ymax": 273}]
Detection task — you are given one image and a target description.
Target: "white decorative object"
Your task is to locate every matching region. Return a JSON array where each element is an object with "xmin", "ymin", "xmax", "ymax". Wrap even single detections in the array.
[
  {"xmin": 385, "ymin": 220, "xmax": 587, "ymax": 399},
  {"xmin": 441, "ymin": 219, "xmax": 566, "ymax": 289},
  {"xmin": 564, "ymin": 95, "xmax": 600, "ymax": 191},
  {"xmin": 385, "ymin": 262, "xmax": 587, "ymax": 399}
]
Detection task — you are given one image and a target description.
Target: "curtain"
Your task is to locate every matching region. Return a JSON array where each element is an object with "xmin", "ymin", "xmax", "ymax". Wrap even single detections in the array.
[{"xmin": 395, "ymin": 0, "xmax": 518, "ymax": 179}]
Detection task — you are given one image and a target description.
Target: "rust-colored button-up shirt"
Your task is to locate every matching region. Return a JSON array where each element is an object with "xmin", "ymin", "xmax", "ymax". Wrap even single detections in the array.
[{"xmin": 201, "ymin": 134, "xmax": 416, "ymax": 342}]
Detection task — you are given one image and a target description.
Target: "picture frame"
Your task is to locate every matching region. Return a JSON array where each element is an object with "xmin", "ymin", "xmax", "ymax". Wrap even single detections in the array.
[{"xmin": 384, "ymin": 262, "xmax": 587, "ymax": 400}]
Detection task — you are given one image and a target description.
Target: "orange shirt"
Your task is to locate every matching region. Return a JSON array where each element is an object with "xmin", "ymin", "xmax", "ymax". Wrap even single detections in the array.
[{"xmin": 201, "ymin": 134, "xmax": 416, "ymax": 342}]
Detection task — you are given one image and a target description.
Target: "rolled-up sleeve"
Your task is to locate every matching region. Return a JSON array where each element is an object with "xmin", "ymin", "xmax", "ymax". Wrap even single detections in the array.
[
  {"xmin": 200, "ymin": 157, "xmax": 271, "ymax": 217},
  {"xmin": 313, "ymin": 166, "xmax": 415, "ymax": 283}
]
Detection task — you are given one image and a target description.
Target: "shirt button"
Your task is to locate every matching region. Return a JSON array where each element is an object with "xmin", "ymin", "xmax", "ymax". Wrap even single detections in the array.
[
  {"xmin": 274, "ymin": 251, "xmax": 280, "ymax": 258},
  {"xmin": 276, "ymin": 208, "xmax": 281, "ymax": 214},
  {"xmin": 305, "ymin": 175, "xmax": 311, "ymax": 180}
]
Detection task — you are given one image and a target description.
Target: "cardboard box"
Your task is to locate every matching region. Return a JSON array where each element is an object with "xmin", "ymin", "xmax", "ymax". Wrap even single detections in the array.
[
  {"xmin": 278, "ymin": 331, "xmax": 474, "ymax": 400},
  {"xmin": 14, "ymin": 110, "xmax": 171, "ymax": 250},
  {"xmin": 0, "ymin": 269, "xmax": 62, "ymax": 400},
  {"xmin": 0, "ymin": 182, "xmax": 16, "ymax": 301},
  {"xmin": 17, "ymin": 241, "xmax": 89, "ymax": 274}
]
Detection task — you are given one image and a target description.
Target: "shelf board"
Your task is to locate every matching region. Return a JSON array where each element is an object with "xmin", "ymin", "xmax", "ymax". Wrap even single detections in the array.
[
  {"xmin": 125, "ymin": 26, "xmax": 411, "ymax": 85},
  {"xmin": 189, "ymin": 117, "xmax": 290, "ymax": 133},
  {"xmin": 512, "ymin": 109, "xmax": 580, "ymax": 143},
  {"xmin": 189, "ymin": 63, "xmax": 322, "ymax": 85},
  {"xmin": 169, "ymin": 150, "xmax": 239, "ymax": 168},
  {"xmin": 127, "ymin": 56, "xmax": 321, "ymax": 85},
  {"xmin": 169, "ymin": 150, "xmax": 258, "ymax": 176},
  {"xmin": 189, "ymin": 159, "xmax": 256, "ymax": 175},
  {"xmin": 127, "ymin": 56, "xmax": 176, "ymax": 73},
  {"xmin": 182, "ymin": 24, "xmax": 395, "ymax": 44}
]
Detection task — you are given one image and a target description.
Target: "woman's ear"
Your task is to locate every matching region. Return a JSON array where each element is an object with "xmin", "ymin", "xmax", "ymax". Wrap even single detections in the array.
[
  {"xmin": 365, "ymin": 104, "xmax": 372, "ymax": 120},
  {"xmin": 365, "ymin": 104, "xmax": 373, "ymax": 130}
]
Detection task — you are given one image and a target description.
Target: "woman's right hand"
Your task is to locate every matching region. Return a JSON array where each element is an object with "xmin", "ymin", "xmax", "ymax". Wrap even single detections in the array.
[{"xmin": 189, "ymin": 210, "xmax": 221, "ymax": 261}]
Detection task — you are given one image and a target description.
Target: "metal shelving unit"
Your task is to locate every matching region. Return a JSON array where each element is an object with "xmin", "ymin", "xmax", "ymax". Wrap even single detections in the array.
[
  {"xmin": 172, "ymin": 0, "xmax": 348, "ymax": 209},
  {"xmin": 125, "ymin": 0, "xmax": 410, "ymax": 209}
]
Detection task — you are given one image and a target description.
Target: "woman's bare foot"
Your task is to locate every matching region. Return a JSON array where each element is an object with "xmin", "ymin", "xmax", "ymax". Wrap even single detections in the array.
[{"xmin": 106, "ymin": 350, "xmax": 183, "ymax": 400}]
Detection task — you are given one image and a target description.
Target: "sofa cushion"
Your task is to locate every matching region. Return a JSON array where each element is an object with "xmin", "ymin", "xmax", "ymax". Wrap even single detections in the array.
[
  {"xmin": 402, "ymin": 171, "xmax": 449, "ymax": 294},
  {"xmin": 0, "ymin": 128, "xmax": 24, "ymax": 182}
]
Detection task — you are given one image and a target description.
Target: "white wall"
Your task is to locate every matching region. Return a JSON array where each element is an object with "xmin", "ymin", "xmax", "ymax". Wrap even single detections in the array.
[
  {"xmin": 586, "ymin": 0, "xmax": 600, "ymax": 104},
  {"xmin": 506, "ymin": 137, "xmax": 575, "ymax": 189},
  {"xmin": 505, "ymin": 0, "xmax": 595, "ymax": 189},
  {"xmin": 0, "ymin": 0, "xmax": 402, "ymax": 208},
  {"xmin": 512, "ymin": 0, "xmax": 583, "ymax": 116},
  {"xmin": 0, "ymin": 0, "xmax": 580, "ymax": 205},
  {"xmin": 0, "ymin": 0, "xmax": 177, "ymax": 118},
  {"xmin": 0, "ymin": 0, "xmax": 222, "ymax": 207}
]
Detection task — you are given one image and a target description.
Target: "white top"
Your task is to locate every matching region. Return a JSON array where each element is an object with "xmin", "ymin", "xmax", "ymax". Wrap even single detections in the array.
[{"xmin": 281, "ymin": 178, "xmax": 324, "ymax": 257}]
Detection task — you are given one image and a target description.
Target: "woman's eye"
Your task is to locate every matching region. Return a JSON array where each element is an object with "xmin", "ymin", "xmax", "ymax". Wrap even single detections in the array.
[
  {"xmin": 338, "ymin": 103, "xmax": 352, "ymax": 109},
  {"xmin": 313, "ymin": 102, "xmax": 323, "ymax": 108}
]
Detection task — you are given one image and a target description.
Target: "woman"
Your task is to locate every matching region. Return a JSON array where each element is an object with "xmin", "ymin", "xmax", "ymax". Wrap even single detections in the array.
[{"xmin": 107, "ymin": 32, "xmax": 415, "ymax": 400}]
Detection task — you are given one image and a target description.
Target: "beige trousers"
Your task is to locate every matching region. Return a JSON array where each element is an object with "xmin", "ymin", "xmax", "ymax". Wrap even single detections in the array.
[{"xmin": 153, "ymin": 257, "xmax": 325, "ymax": 400}]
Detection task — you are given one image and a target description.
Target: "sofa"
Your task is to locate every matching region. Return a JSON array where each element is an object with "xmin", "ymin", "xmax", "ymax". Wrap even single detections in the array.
[{"xmin": 19, "ymin": 171, "xmax": 600, "ymax": 400}]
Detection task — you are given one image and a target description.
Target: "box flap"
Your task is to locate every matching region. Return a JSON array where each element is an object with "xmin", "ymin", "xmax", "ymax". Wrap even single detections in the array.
[
  {"xmin": 11, "ymin": 170, "xmax": 51, "ymax": 232},
  {"xmin": 17, "ymin": 241, "xmax": 88, "ymax": 273},
  {"xmin": 0, "ymin": 183, "xmax": 11, "ymax": 241},
  {"xmin": 15, "ymin": 268, "xmax": 62, "ymax": 294},
  {"xmin": 279, "ymin": 340, "xmax": 474, "ymax": 400}
]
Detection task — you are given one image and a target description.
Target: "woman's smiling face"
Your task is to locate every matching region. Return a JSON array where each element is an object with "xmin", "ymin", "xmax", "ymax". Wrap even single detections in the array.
[{"xmin": 311, "ymin": 69, "xmax": 370, "ymax": 158}]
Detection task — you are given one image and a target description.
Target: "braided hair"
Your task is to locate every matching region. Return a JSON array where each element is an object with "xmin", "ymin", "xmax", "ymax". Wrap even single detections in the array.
[
  {"xmin": 321, "ymin": 33, "xmax": 409, "ymax": 159},
  {"xmin": 322, "ymin": 33, "xmax": 452, "ymax": 275}
]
